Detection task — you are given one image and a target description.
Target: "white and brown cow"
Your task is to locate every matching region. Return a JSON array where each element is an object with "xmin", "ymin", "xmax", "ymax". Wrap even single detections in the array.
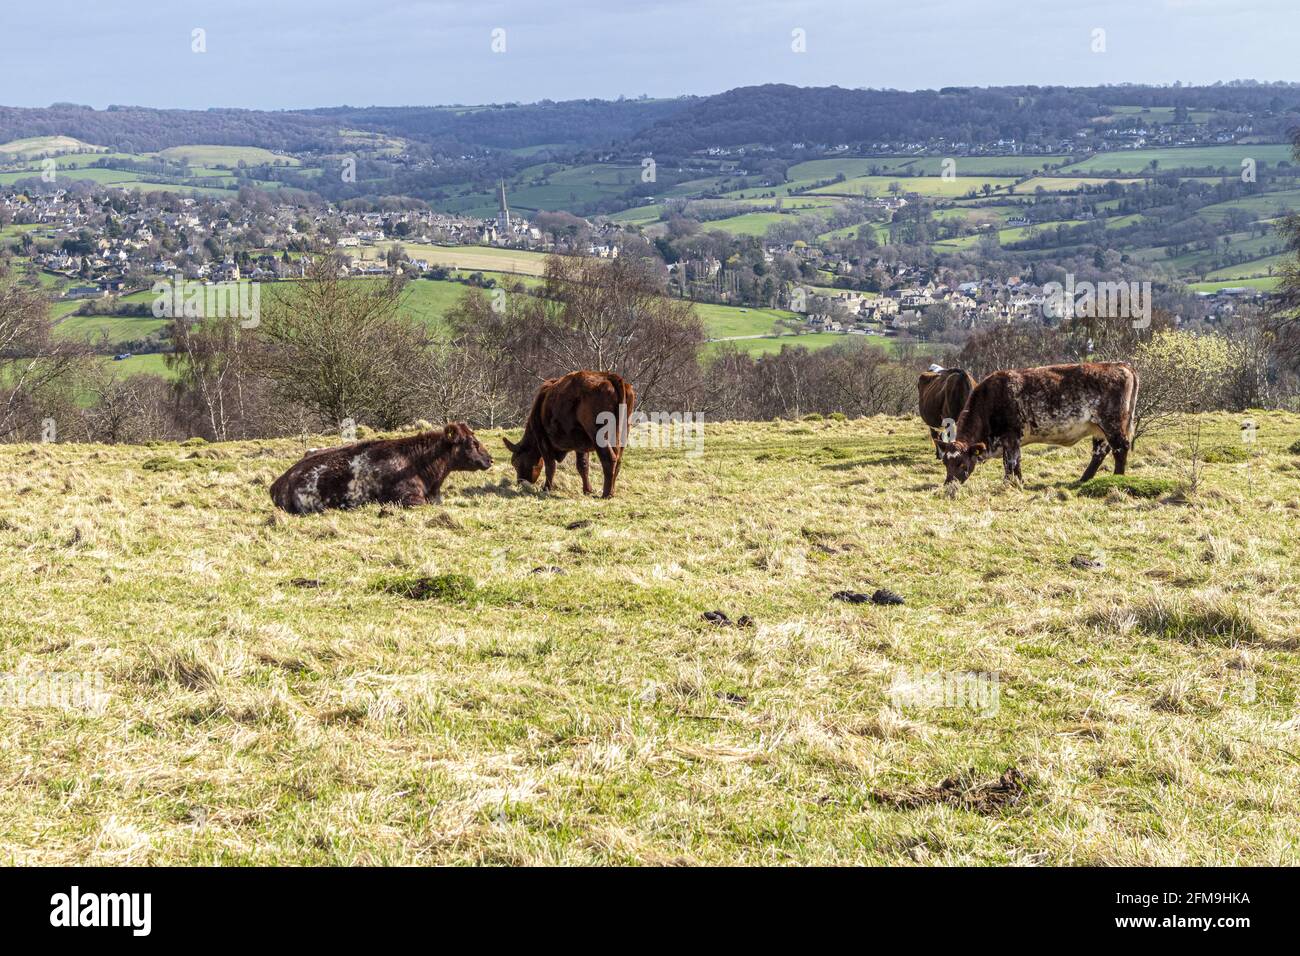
[
  {"xmin": 270, "ymin": 423, "xmax": 493, "ymax": 514},
  {"xmin": 935, "ymin": 362, "xmax": 1139, "ymax": 488}
]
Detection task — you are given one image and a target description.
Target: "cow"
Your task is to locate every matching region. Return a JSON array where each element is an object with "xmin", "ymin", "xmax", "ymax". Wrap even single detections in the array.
[
  {"xmin": 503, "ymin": 370, "xmax": 636, "ymax": 498},
  {"xmin": 917, "ymin": 365, "xmax": 977, "ymax": 458},
  {"xmin": 270, "ymin": 422, "xmax": 492, "ymax": 514},
  {"xmin": 935, "ymin": 362, "xmax": 1139, "ymax": 489}
]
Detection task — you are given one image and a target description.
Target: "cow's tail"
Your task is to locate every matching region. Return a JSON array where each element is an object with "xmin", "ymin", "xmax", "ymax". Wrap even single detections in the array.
[
  {"xmin": 602, "ymin": 372, "xmax": 633, "ymax": 446},
  {"xmin": 605, "ymin": 373, "xmax": 634, "ymax": 479},
  {"xmin": 1123, "ymin": 363, "xmax": 1140, "ymax": 444}
]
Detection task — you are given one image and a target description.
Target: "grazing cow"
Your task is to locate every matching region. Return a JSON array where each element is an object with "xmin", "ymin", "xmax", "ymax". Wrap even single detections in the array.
[
  {"xmin": 935, "ymin": 362, "xmax": 1139, "ymax": 488},
  {"xmin": 503, "ymin": 370, "xmax": 636, "ymax": 498},
  {"xmin": 270, "ymin": 423, "xmax": 492, "ymax": 514},
  {"xmin": 917, "ymin": 365, "xmax": 977, "ymax": 458}
]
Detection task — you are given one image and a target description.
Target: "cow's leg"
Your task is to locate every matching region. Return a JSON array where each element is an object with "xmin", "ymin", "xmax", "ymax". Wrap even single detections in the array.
[
  {"xmin": 575, "ymin": 451, "xmax": 593, "ymax": 495},
  {"xmin": 1108, "ymin": 433, "xmax": 1130, "ymax": 475},
  {"xmin": 1001, "ymin": 436, "xmax": 1022, "ymax": 484},
  {"xmin": 929, "ymin": 427, "xmax": 942, "ymax": 459},
  {"xmin": 394, "ymin": 478, "xmax": 430, "ymax": 507},
  {"xmin": 595, "ymin": 444, "xmax": 618, "ymax": 498},
  {"xmin": 543, "ymin": 456, "xmax": 557, "ymax": 491},
  {"xmin": 1079, "ymin": 438, "xmax": 1110, "ymax": 483}
]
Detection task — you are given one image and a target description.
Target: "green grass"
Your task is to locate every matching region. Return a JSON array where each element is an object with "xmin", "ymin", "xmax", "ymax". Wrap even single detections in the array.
[
  {"xmin": 706, "ymin": 332, "xmax": 891, "ymax": 356},
  {"xmin": 155, "ymin": 145, "xmax": 300, "ymax": 167},
  {"xmin": 809, "ymin": 176, "xmax": 1018, "ymax": 199},
  {"xmin": 695, "ymin": 304, "xmax": 800, "ymax": 339},
  {"xmin": 1062, "ymin": 145, "xmax": 1295, "ymax": 175},
  {"xmin": 1, "ymin": 411, "xmax": 1298, "ymax": 863},
  {"xmin": 0, "ymin": 136, "xmax": 104, "ymax": 161},
  {"xmin": 1187, "ymin": 277, "xmax": 1280, "ymax": 293}
]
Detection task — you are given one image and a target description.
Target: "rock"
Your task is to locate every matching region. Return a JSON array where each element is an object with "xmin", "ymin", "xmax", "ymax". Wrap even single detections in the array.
[
  {"xmin": 871, "ymin": 588, "xmax": 905, "ymax": 606},
  {"xmin": 1070, "ymin": 554, "xmax": 1103, "ymax": 570}
]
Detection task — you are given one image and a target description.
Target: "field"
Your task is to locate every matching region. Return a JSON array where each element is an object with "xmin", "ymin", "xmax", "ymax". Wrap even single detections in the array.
[
  {"xmin": 0, "ymin": 136, "xmax": 104, "ymax": 161},
  {"xmin": 155, "ymin": 145, "xmax": 300, "ymax": 167},
  {"xmin": 360, "ymin": 243, "xmax": 552, "ymax": 276},
  {"xmin": 810, "ymin": 176, "xmax": 1018, "ymax": 199},
  {"xmin": 1, "ymin": 412, "xmax": 1298, "ymax": 864},
  {"xmin": 1061, "ymin": 145, "xmax": 1295, "ymax": 175},
  {"xmin": 706, "ymin": 331, "xmax": 891, "ymax": 356}
]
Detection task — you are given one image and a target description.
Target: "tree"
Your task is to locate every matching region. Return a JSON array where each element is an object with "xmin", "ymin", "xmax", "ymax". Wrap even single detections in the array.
[
  {"xmin": 255, "ymin": 256, "xmax": 430, "ymax": 430},
  {"xmin": 1130, "ymin": 330, "xmax": 1234, "ymax": 445},
  {"xmin": 0, "ymin": 272, "xmax": 86, "ymax": 441}
]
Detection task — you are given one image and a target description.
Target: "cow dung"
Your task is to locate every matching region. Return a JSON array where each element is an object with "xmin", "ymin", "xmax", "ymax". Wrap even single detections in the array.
[
  {"xmin": 702, "ymin": 610, "xmax": 755, "ymax": 628},
  {"xmin": 871, "ymin": 767, "xmax": 1028, "ymax": 815},
  {"xmin": 833, "ymin": 589, "xmax": 905, "ymax": 606}
]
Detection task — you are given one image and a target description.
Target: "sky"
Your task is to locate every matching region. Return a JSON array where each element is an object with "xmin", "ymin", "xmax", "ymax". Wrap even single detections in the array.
[{"xmin": 1, "ymin": 0, "xmax": 1296, "ymax": 110}]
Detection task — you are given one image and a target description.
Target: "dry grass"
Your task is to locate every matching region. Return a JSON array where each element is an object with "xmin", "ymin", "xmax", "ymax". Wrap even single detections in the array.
[{"xmin": 0, "ymin": 411, "xmax": 1298, "ymax": 865}]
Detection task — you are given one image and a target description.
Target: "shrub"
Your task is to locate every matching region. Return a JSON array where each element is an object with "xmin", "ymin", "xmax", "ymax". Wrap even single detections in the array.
[
  {"xmin": 1200, "ymin": 444, "xmax": 1251, "ymax": 464},
  {"xmin": 801, "ymin": 412, "xmax": 824, "ymax": 422},
  {"xmin": 1077, "ymin": 475, "xmax": 1180, "ymax": 499},
  {"xmin": 1131, "ymin": 330, "xmax": 1235, "ymax": 444},
  {"xmin": 1289, "ymin": 438, "xmax": 1300, "ymax": 455}
]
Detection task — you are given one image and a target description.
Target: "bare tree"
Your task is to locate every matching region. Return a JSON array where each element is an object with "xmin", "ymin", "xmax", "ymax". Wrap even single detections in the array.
[
  {"xmin": 256, "ymin": 256, "xmax": 430, "ymax": 429},
  {"xmin": 0, "ymin": 273, "xmax": 86, "ymax": 441}
]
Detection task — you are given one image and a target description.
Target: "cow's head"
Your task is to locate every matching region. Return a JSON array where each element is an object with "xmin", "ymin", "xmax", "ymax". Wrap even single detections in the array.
[
  {"xmin": 443, "ymin": 422, "xmax": 493, "ymax": 471},
  {"xmin": 935, "ymin": 439, "xmax": 987, "ymax": 488},
  {"xmin": 502, "ymin": 435, "xmax": 542, "ymax": 485}
]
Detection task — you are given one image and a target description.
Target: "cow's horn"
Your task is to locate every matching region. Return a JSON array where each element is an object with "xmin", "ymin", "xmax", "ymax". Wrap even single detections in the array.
[{"xmin": 502, "ymin": 436, "xmax": 518, "ymax": 453}]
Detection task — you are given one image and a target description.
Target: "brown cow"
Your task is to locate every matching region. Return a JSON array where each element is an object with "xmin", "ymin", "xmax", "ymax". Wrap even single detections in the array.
[
  {"xmin": 270, "ymin": 422, "xmax": 492, "ymax": 514},
  {"xmin": 917, "ymin": 365, "xmax": 977, "ymax": 458},
  {"xmin": 935, "ymin": 362, "xmax": 1139, "ymax": 488},
  {"xmin": 503, "ymin": 370, "xmax": 635, "ymax": 498}
]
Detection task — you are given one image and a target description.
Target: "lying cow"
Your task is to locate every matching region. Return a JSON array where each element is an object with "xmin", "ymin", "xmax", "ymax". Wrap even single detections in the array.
[
  {"xmin": 935, "ymin": 362, "xmax": 1139, "ymax": 488},
  {"xmin": 503, "ymin": 370, "xmax": 636, "ymax": 498},
  {"xmin": 917, "ymin": 365, "xmax": 977, "ymax": 458},
  {"xmin": 270, "ymin": 422, "xmax": 492, "ymax": 514}
]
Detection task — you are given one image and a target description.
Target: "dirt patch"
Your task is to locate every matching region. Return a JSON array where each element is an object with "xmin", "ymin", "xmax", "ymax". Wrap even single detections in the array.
[{"xmin": 871, "ymin": 767, "xmax": 1029, "ymax": 815}]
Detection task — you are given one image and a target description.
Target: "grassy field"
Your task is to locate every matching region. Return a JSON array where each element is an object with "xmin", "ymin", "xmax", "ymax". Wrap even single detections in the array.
[
  {"xmin": 705, "ymin": 331, "xmax": 890, "ymax": 356},
  {"xmin": 1062, "ymin": 145, "xmax": 1295, "ymax": 175},
  {"xmin": 0, "ymin": 136, "xmax": 104, "ymax": 161},
  {"xmin": 155, "ymin": 145, "xmax": 300, "ymax": 167},
  {"xmin": 1, "ymin": 411, "xmax": 1298, "ymax": 864},
  {"xmin": 1187, "ymin": 277, "xmax": 1280, "ymax": 293},
  {"xmin": 695, "ymin": 304, "xmax": 799, "ymax": 338},
  {"xmin": 360, "ymin": 243, "xmax": 552, "ymax": 277},
  {"xmin": 810, "ymin": 176, "xmax": 1018, "ymax": 199}
]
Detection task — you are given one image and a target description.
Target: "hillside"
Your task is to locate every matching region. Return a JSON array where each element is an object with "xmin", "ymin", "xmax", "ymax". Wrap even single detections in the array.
[{"xmin": 2, "ymin": 413, "xmax": 1298, "ymax": 864}]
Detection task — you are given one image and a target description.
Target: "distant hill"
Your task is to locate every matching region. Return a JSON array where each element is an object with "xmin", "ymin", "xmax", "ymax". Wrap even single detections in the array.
[
  {"xmin": 627, "ymin": 83, "xmax": 1300, "ymax": 154},
  {"xmin": 0, "ymin": 134, "xmax": 106, "ymax": 161},
  {"xmin": 3, "ymin": 82, "xmax": 1300, "ymax": 166}
]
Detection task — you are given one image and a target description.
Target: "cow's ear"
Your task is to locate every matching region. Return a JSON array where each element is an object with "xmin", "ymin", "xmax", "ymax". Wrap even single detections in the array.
[
  {"xmin": 970, "ymin": 442, "xmax": 987, "ymax": 455},
  {"xmin": 502, "ymin": 436, "xmax": 519, "ymax": 453},
  {"xmin": 935, "ymin": 439, "xmax": 955, "ymax": 455}
]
